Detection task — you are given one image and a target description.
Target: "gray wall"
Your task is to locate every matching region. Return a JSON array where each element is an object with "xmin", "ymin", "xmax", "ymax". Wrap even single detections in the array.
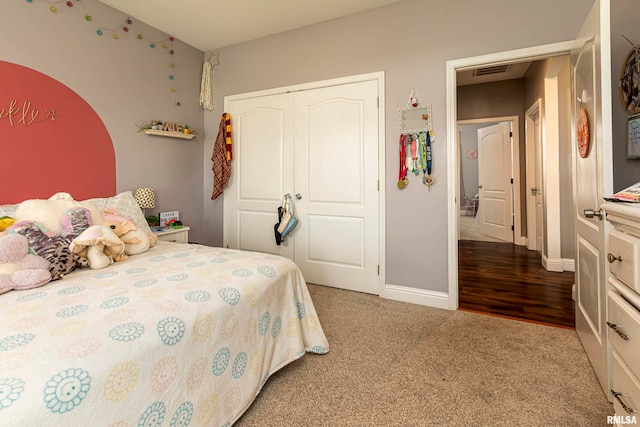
[
  {"xmin": 459, "ymin": 123, "xmax": 497, "ymax": 206},
  {"xmin": 203, "ymin": 0, "xmax": 593, "ymax": 293},
  {"xmin": 458, "ymin": 79, "xmax": 526, "ymax": 232},
  {"xmin": 0, "ymin": 0, "xmax": 206, "ymax": 243},
  {"xmin": 611, "ymin": 0, "xmax": 640, "ymax": 191}
]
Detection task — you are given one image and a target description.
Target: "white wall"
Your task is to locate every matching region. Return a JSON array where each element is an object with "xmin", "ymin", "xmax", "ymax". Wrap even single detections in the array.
[
  {"xmin": 202, "ymin": 0, "xmax": 593, "ymax": 293},
  {"xmin": 0, "ymin": 1, "xmax": 206, "ymax": 243}
]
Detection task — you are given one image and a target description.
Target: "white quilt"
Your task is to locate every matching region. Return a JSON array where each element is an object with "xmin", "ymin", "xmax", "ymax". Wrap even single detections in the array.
[{"xmin": 0, "ymin": 243, "xmax": 329, "ymax": 426}]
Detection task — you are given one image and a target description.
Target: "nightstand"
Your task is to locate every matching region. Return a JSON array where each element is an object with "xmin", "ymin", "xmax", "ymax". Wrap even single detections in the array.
[{"xmin": 153, "ymin": 226, "xmax": 190, "ymax": 243}]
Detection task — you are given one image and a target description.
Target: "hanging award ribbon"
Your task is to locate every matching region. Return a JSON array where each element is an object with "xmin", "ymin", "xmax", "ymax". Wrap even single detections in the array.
[
  {"xmin": 398, "ymin": 134, "xmax": 409, "ymax": 188},
  {"xmin": 423, "ymin": 131, "xmax": 434, "ymax": 189}
]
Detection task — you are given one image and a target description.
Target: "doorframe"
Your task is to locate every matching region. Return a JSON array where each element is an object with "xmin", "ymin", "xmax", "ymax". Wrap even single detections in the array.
[
  {"xmin": 223, "ymin": 71, "xmax": 386, "ymax": 295},
  {"xmin": 525, "ymin": 99, "xmax": 543, "ymax": 252},
  {"xmin": 457, "ymin": 117, "xmax": 521, "ymax": 245},
  {"xmin": 446, "ymin": 41, "xmax": 574, "ymax": 310}
]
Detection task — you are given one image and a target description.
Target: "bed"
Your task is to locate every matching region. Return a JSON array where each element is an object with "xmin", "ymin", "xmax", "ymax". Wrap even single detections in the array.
[
  {"xmin": 0, "ymin": 60, "xmax": 328, "ymax": 425},
  {"xmin": 0, "ymin": 193, "xmax": 329, "ymax": 426}
]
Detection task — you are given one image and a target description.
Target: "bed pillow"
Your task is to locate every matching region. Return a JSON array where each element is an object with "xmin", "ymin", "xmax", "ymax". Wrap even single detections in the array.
[
  {"xmin": 14, "ymin": 194, "xmax": 102, "ymax": 234},
  {"xmin": 84, "ymin": 191, "xmax": 152, "ymax": 236},
  {"xmin": 0, "ymin": 204, "xmax": 18, "ymax": 219}
]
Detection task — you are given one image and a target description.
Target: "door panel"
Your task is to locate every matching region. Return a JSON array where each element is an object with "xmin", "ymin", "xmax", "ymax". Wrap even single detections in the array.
[
  {"xmin": 477, "ymin": 122, "xmax": 513, "ymax": 242},
  {"xmin": 572, "ymin": 0, "xmax": 613, "ymax": 396},
  {"xmin": 225, "ymin": 94, "xmax": 294, "ymax": 258},
  {"xmin": 294, "ymin": 80, "xmax": 379, "ymax": 294},
  {"xmin": 225, "ymin": 79, "xmax": 380, "ymax": 295}
]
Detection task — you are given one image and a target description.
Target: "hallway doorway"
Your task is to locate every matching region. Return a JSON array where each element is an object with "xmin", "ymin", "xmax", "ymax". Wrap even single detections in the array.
[{"xmin": 447, "ymin": 42, "xmax": 575, "ymax": 324}]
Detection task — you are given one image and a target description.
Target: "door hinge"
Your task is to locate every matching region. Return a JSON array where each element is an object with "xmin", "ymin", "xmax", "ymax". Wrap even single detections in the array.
[
  {"xmin": 377, "ymin": 264, "xmax": 380, "ymax": 275},
  {"xmin": 377, "ymin": 180, "xmax": 380, "ymax": 191},
  {"xmin": 510, "ymin": 131, "xmax": 513, "ymax": 137},
  {"xmin": 511, "ymin": 225, "xmax": 514, "ymax": 231},
  {"xmin": 377, "ymin": 97, "xmax": 380, "ymax": 108},
  {"xmin": 510, "ymin": 178, "xmax": 514, "ymax": 184}
]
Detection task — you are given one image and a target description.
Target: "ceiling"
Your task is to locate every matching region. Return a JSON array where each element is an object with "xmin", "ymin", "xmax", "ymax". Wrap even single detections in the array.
[{"xmin": 98, "ymin": 0, "xmax": 405, "ymax": 52}]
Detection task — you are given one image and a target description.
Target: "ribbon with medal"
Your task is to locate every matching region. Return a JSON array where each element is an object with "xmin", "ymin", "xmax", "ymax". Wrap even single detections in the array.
[{"xmin": 397, "ymin": 134, "xmax": 409, "ymax": 188}]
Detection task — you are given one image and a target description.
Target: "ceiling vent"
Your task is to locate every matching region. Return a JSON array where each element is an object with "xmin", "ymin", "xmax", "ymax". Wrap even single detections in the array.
[{"xmin": 473, "ymin": 64, "xmax": 512, "ymax": 77}]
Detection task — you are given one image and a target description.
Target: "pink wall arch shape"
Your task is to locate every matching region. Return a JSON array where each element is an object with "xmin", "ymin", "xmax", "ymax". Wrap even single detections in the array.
[{"xmin": 0, "ymin": 61, "xmax": 116, "ymax": 204}]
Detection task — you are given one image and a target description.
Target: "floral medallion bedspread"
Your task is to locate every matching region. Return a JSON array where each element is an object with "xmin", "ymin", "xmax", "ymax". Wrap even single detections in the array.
[{"xmin": 0, "ymin": 243, "xmax": 329, "ymax": 426}]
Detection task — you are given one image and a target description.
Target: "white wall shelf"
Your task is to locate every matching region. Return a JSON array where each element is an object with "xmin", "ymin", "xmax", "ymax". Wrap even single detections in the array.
[{"xmin": 143, "ymin": 129, "xmax": 195, "ymax": 140}]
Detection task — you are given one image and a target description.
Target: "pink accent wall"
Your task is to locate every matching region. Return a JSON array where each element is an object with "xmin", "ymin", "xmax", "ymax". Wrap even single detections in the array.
[{"xmin": 1, "ymin": 61, "xmax": 116, "ymax": 204}]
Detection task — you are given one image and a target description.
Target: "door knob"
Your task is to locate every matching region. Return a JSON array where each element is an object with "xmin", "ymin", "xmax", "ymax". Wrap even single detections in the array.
[
  {"xmin": 584, "ymin": 209, "xmax": 603, "ymax": 219},
  {"xmin": 295, "ymin": 193, "xmax": 302, "ymax": 200}
]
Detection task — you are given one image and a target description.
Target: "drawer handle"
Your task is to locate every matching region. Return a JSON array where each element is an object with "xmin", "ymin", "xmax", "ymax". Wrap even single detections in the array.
[
  {"xmin": 607, "ymin": 321, "xmax": 629, "ymax": 340},
  {"xmin": 608, "ymin": 253, "xmax": 623, "ymax": 263},
  {"xmin": 612, "ymin": 389, "xmax": 637, "ymax": 414}
]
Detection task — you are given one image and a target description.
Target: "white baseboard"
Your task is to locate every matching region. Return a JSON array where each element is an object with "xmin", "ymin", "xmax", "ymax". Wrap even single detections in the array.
[
  {"xmin": 380, "ymin": 283, "xmax": 452, "ymax": 310},
  {"xmin": 542, "ymin": 256, "xmax": 575, "ymax": 272},
  {"xmin": 562, "ymin": 258, "xmax": 575, "ymax": 272}
]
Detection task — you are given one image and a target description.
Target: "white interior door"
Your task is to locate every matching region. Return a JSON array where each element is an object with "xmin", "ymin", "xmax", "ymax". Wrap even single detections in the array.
[
  {"xmin": 225, "ymin": 79, "xmax": 380, "ymax": 295},
  {"xmin": 572, "ymin": 0, "xmax": 613, "ymax": 396},
  {"xmin": 225, "ymin": 93, "xmax": 294, "ymax": 259},
  {"xmin": 477, "ymin": 122, "xmax": 513, "ymax": 242},
  {"xmin": 294, "ymin": 81, "xmax": 379, "ymax": 294}
]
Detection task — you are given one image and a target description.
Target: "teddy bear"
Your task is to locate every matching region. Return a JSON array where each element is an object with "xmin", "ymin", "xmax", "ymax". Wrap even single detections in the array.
[
  {"xmin": 69, "ymin": 225, "xmax": 127, "ymax": 269},
  {"xmin": 0, "ymin": 233, "xmax": 52, "ymax": 294}
]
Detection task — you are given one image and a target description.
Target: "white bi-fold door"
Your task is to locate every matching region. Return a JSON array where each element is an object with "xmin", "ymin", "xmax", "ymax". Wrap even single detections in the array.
[{"xmin": 225, "ymin": 79, "xmax": 380, "ymax": 295}]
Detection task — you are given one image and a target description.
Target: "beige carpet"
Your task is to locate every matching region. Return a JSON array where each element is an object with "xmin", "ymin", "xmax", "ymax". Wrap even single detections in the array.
[{"xmin": 236, "ymin": 284, "xmax": 612, "ymax": 426}]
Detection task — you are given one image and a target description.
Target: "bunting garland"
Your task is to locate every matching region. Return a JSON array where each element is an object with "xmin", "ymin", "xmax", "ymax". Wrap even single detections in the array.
[{"xmin": 25, "ymin": 0, "xmax": 182, "ymax": 107}]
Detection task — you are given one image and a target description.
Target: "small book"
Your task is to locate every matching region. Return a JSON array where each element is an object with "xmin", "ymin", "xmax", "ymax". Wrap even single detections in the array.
[{"xmin": 604, "ymin": 181, "xmax": 640, "ymax": 203}]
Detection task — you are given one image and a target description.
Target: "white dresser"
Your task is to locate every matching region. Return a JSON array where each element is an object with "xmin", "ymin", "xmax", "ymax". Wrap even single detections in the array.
[{"xmin": 603, "ymin": 202, "xmax": 640, "ymax": 423}]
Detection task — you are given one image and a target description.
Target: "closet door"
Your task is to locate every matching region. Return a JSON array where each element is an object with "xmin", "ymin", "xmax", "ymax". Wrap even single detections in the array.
[
  {"xmin": 294, "ymin": 80, "xmax": 380, "ymax": 294},
  {"xmin": 224, "ymin": 93, "xmax": 294, "ymax": 259}
]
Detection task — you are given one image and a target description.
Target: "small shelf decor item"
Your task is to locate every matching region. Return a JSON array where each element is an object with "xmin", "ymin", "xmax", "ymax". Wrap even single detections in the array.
[{"xmin": 137, "ymin": 120, "xmax": 197, "ymax": 139}]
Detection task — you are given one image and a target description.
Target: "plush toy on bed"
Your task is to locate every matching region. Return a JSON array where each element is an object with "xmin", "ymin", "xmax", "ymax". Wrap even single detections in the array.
[
  {"xmin": 102, "ymin": 208, "xmax": 157, "ymax": 255},
  {"xmin": 10, "ymin": 206, "xmax": 93, "ymax": 280},
  {"xmin": 69, "ymin": 225, "xmax": 127, "ymax": 269},
  {"xmin": 0, "ymin": 233, "xmax": 52, "ymax": 294}
]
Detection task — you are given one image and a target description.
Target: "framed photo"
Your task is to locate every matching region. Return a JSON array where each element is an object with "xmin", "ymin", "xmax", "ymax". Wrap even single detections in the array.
[{"xmin": 628, "ymin": 115, "xmax": 640, "ymax": 159}]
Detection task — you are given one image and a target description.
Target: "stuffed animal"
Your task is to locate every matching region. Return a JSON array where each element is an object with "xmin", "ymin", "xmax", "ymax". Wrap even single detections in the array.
[
  {"xmin": 0, "ymin": 234, "xmax": 51, "ymax": 294},
  {"xmin": 102, "ymin": 208, "xmax": 157, "ymax": 255},
  {"xmin": 11, "ymin": 221, "xmax": 88, "ymax": 280},
  {"xmin": 0, "ymin": 216, "xmax": 15, "ymax": 238},
  {"xmin": 70, "ymin": 225, "xmax": 127, "ymax": 269}
]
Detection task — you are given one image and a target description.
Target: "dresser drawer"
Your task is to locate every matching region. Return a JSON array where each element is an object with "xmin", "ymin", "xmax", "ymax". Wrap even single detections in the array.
[
  {"xmin": 608, "ymin": 289, "xmax": 640, "ymax": 380},
  {"xmin": 609, "ymin": 229, "xmax": 640, "ymax": 293},
  {"xmin": 612, "ymin": 351, "xmax": 640, "ymax": 419}
]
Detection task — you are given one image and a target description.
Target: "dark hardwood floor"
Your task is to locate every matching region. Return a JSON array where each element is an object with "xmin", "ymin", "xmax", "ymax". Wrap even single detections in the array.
[{"xmin": 458, "ymin": 240, "xmax": 575, "ymax": 328}]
